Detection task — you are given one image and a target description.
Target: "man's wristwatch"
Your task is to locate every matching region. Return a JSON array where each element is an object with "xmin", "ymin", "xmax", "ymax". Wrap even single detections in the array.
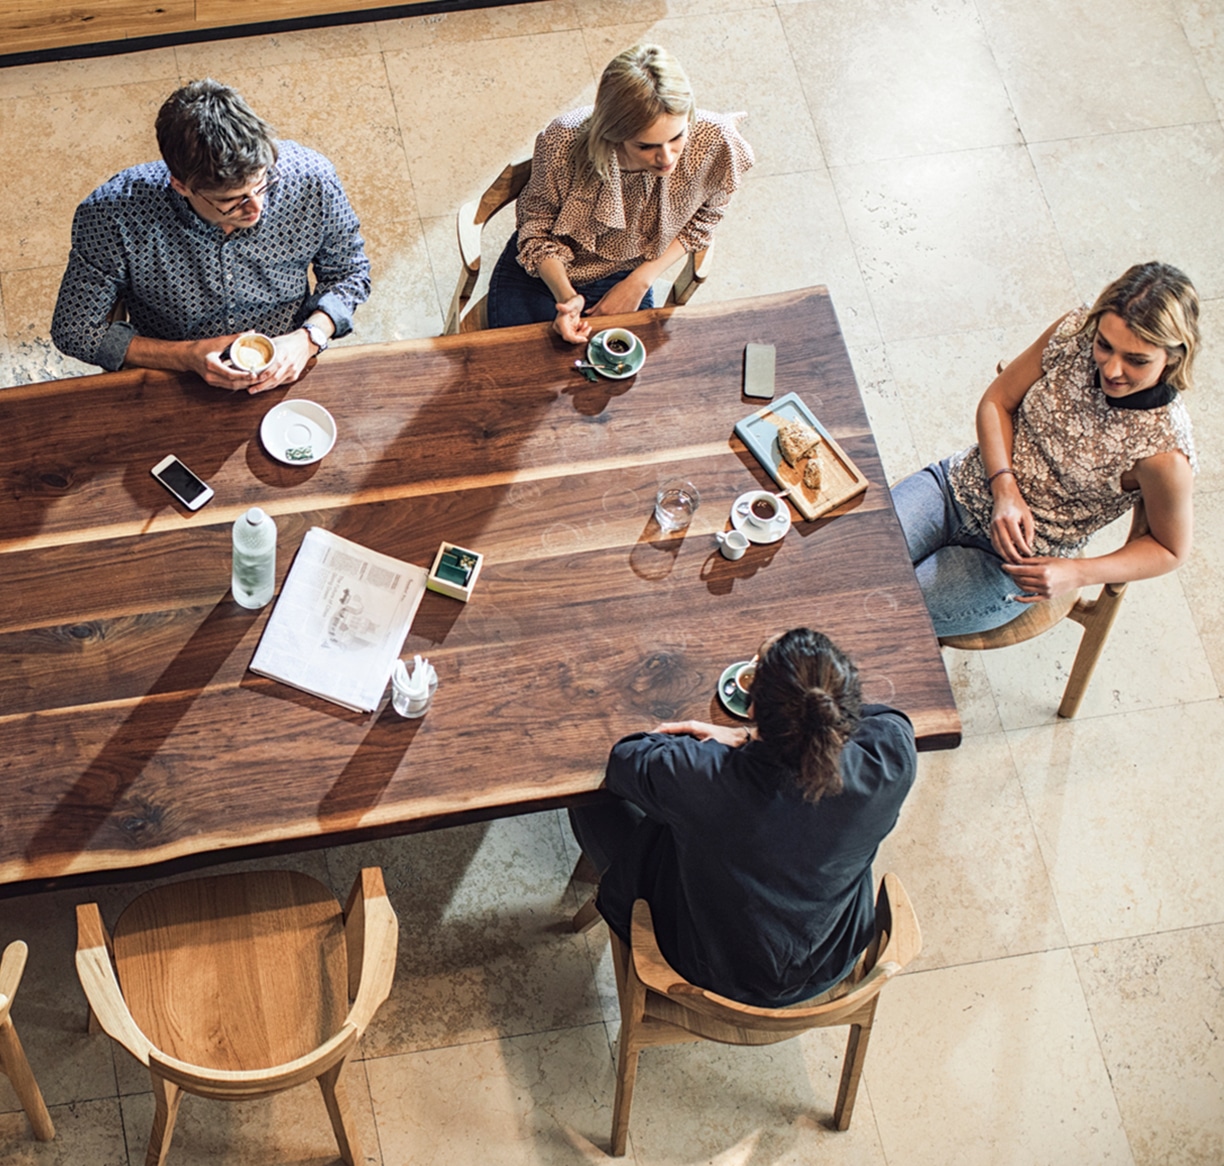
[{"xmin": 302, "ymin": 322, "xmax": 330, "ymax": 354}]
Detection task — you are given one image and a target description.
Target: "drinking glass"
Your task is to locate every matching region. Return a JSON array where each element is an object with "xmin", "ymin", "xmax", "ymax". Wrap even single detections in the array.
[{"xmin": 654, "ymin": 479, "xmax": 701, "ymax": 533}]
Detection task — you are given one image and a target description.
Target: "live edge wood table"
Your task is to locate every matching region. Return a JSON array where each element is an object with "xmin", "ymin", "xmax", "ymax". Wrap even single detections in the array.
[{"xmin": 0, "ymin": 288, "xmax": 960, "ymax": 896}]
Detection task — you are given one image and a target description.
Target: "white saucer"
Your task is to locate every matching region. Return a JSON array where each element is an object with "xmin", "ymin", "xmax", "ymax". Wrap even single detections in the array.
[
  {"xmin": 731, "ymin": 491, "xmax": 791, "ymax": 545},
  {"xmin": 717, "ymin": 661, "xmax": 753, "ymax": 719},
  {"xmin": 586, "ymin": 331, "xmax": 646, "ymax": 379},
  {"xmin": 260, "ymin": 399, "xmax": 337, "ymax": 466}
]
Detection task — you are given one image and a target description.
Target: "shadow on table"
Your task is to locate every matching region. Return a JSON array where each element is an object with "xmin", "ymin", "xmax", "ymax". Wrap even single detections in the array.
[{"xmin": 22, "ymin": 598, "xmax": 256, "ymax": 872}]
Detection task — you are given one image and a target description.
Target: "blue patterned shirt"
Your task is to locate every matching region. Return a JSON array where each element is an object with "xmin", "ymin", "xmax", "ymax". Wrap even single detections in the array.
[{"xmin": 52, "ymin": 141, "xmax": 371, "ymax": 371}]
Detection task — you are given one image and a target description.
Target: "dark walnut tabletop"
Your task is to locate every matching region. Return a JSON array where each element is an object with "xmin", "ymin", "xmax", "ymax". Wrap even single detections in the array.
[{"xmin": 0, "ymin": 288, "xmax": 960, "ymax": 893}]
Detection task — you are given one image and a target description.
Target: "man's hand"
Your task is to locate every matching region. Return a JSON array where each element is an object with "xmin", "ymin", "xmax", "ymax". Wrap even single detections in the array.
[
  {"xmin": 653, "ymin": 720, "xmax": 751, "ymax": 747},
  {"xmin": 552, "ymin": 294, "xmax": 591, "ymax": 344},
  {"xmin": 588, "ymin": 274, "xmax": 649, "ymax": 318},
  {"xmin": 246, "ymin": 328, "xmax": 318, "ymax": 393},
  {"xmin": 1001, "ymin": 556, "xmax": 1084, "ymax": 602}
]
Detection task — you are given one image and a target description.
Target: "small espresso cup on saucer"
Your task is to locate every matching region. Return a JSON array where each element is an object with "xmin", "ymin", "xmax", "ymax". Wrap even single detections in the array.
[
  {"xmin": 743, "ymin": 491, "xmax": 783, "ymax": 531},
  {"xmin": 733, "ymin": 662, "xmax": 756, "ymax": 700},
  {"xmin": 716, "ymin": 529, "xmax": 749, "ymax": 560},
  {"xmin": 593, "ymin": 328, "xmax": 640, "ymax": 361},
  {"xmin": 228, "ymin": 332, "xmax": 276, "ymax": 375}
]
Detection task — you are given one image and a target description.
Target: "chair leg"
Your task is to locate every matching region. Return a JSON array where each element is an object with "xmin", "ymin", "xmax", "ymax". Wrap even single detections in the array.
[
  {"xmin": 833, "ymin": 1012, "xmax": 876, "ymax": 1131},
  {"xmin": 609, "ymin": 935, "xmax": 645, "ymax": 1157},
  {"xmin": 1059, "ymin": 584, "xmax": 1127, "ymax": 718},
  {"xmin": 0, "ymin": 1017, "xmax": 55, "ymax": 1140},
  {"xmin": 319, "ymin": 1059, "xmax": 362, "ymax": 1166},
  {"xmin": 572, "ymin": 894, "xmax": 601, "ymax": 934},
  {"xmin": 145, "ymin": 1073, "xmax": 183, "ymax": 1166}
]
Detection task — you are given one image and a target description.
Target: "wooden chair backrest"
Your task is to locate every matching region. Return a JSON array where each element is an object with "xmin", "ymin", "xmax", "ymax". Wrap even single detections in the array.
[{"xmin": 629, "ymin": 872, "xmax": 921, "ymax": 1038}]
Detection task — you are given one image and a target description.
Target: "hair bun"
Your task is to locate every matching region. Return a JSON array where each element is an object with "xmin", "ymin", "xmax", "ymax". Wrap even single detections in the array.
[{"xmin": 805, "ymin": 686, "xmax": 839, "ymax": 727}]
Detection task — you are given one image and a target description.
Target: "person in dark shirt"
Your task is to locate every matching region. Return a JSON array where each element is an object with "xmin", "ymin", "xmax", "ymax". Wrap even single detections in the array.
[{"xmin": 570, "ymin": 627, "xmax": 916, "ymax": 1007}]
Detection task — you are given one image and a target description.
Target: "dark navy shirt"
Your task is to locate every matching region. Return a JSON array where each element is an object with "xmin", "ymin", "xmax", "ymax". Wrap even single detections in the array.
[
  {"xmin": 52, "ymin": 141, "xmax": 371, "ymax": 371},
  {"xmin": 597, "ymin": 705, "xmax": 917, "ymax": 1007}
]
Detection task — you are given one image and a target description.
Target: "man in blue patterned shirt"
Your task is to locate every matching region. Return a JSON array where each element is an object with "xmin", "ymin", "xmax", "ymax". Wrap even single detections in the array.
[{"xmin": 52, "ymin": 80, "xmax": 371, "ymax": 394}]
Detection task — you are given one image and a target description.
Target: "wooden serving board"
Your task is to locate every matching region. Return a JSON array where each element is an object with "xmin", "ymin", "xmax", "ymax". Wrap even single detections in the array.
[{"xmin": 734, "ymin": 392, "xmax": 869, "ymax": 521}]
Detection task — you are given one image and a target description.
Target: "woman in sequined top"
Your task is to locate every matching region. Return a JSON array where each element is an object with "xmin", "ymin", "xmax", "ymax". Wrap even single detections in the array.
[
  {"xmin": 891, "ymin": 262, "xmax": 1200, "ymax": 638},
  {"xmin": 486, "ymin": 43, "xmax": 753, "ymax": 342}
]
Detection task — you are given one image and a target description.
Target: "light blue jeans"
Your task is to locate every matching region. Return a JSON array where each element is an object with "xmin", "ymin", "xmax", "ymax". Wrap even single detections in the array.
[{"xmin": 891, "ymin": 459, "xmax": 1027, "ymax": 637}]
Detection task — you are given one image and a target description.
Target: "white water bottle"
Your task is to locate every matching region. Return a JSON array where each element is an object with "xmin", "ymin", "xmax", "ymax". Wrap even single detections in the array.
[{"xmin": 231, "ymin": 507, "xmax": 277, "ymax": 609}]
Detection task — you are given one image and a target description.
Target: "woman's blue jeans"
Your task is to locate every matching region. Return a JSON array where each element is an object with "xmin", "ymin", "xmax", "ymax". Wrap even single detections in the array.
[
  {"xmin": 487, "ymin": 233, "xmax": 655, "ymax": 329},
  {"xmin": 891, "ymin": 459, "xmax": 1027, "ymax": 637}
]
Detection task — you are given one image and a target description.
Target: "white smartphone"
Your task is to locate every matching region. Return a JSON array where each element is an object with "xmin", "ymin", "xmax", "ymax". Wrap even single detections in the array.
[
  {"xmin": 743, "ymin": 342, "xmax": 776, "ymax": 399},
  {"xmin": 150, "ymin": 455, "xmax": 214, "ymax": 510}
]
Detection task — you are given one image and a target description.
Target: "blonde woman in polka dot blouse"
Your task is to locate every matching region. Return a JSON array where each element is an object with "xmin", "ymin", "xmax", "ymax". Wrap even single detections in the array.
[{"xmin": 487, "ymin": 44, "xmax": 754, "ymax": 342}]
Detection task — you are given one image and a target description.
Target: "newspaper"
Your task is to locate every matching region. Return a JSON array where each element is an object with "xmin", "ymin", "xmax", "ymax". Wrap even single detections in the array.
[{"xmin": 250, "ymin": 527, "xmax": 429, "ymax": 712}]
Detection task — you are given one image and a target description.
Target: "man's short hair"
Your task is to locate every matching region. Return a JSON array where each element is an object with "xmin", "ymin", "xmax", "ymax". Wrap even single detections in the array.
[{"xmin": 155, "ymin": 79, "xmax": 277, "ymax": 191}]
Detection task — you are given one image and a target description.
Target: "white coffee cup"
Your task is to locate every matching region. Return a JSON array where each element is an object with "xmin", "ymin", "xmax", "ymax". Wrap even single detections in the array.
[
  {"xmin": 229, "ymin": 332, "xmax": 276, "ymax": 374},
  {"xmin": 742, "ymin": 491, "xmax": 783, "ymax": 531},
  {"xmin": 716, "ymin": 530, "xmax": 749, "ymax": 560},
  {"xmin": 733, "ymin": 662, "xmax": 756, "ymax": 700}
]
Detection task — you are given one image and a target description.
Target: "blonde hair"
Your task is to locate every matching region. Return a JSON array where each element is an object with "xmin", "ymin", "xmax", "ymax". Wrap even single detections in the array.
[
  {"xmin": 574, "ymin": 45, "xmax": 695, "ymax": 182},
  {"xmin": 1080, "ymin": 262, "xmax": 1201, "ymax": 393}
]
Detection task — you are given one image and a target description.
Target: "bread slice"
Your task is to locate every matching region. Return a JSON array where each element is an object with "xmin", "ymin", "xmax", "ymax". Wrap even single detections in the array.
[
  {"xmin": 803, "ymin": 448, "xmax": 824, "ymax": 492},
  {"xmin": 778, "ymin": 419, "xmax": 822, "ymax": 467}
]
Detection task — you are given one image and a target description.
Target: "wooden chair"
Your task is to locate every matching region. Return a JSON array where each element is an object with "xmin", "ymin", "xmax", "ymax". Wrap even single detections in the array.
[
  {"xmin": 939, "ymin": 501, "xmax": 1148, "ymax": 718},
  {"xmin": 585, "ymin": 872, "xmax": 920, "ymax": 1157},
  {"xmin": 444, "ymin": 157, "xmax": 713, "ymax": 334},
  {"xmin": 0, "ymin": 940, "xmax": 55, "ymax": 1142},
  {"xmin": 76, "ymin": 868, "xmax": 397, "ymax": 1166}
]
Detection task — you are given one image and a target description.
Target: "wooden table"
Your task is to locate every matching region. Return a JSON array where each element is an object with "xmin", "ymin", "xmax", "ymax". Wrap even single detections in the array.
[{"xmin": 0, "ymin": 288, "xmax": 959, "ymax": 894}]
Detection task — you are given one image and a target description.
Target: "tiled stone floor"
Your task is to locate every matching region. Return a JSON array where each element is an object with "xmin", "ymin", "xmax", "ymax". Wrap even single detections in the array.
[{"xmin": 1, "ymin": 1, "xmax": 1221, "ymax": 1162}]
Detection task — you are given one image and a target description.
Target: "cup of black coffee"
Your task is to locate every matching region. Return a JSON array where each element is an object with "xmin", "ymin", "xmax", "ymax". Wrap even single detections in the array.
[{"xmin": 744, "ymin": 491, "xmax": 782, "ymax": 529}]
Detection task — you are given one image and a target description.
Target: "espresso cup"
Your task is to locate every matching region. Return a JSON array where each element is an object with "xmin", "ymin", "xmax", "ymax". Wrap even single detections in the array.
[
  {"xmin": 733, "ymin": 662, "xmax": 756, "ymax": 700},
  {"xmin": 229, "ymin": 332, "xmax": 276, "ymax": 374},
  {"xmin": 716, "ymin": 530, "xmax": 749, "ymax": 560},
  {"xmin": 593, "ymin": 328, "xmax": 641, "ymax": 361},
  {"xmin": 743, "ymin": 491, "xmax": 782, "ymax": 530}
]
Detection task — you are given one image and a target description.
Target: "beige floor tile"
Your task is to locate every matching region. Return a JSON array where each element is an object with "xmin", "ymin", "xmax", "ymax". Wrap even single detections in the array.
[
  {"xmin": 120, "ymin": 1059, "xmax": 381, "ymax": 1165},
  {"xmin": 575, "ymin": 0, "xmax": 775, "ymax": 24},
  {"xmin": 846, "ymin": 343, "xmax": 920, "ymax": 484},
  {"xmin": 941, "ymin": 649, "xmax": 1003, "ymax": 737},
  {"xmin": 365, "ymin": 1022, "xmax": 616, "ymax": 1164},
  {"xmin": 0, "ymin": 1098, "xmax": 127, "ymax": 1164},
  {"xmin": 1, "ymin": 266, "xmax": 96, "ymax": 385},
  {"xmin": 1182, "ymin": 296, "xmax": 1223, "ymax": 494},
  {"xmin": 1074, "ymin": 924, "xmax": 1224, "ymax": 1166},
  {"xmin": 1174, "ymin": 0, "xmax": 1224, "ymax": 120},
  {"xmin": 877, "ymin": 733, "xmax": 1066, "ymax": 971},
  {"xmin": 711, "ymin": 169, "xmax": 881, "ymax": 348},
  {"xmin": 1030, "ymin": 123, "xmax": 1224, "ymax": 303},
  {"xmin": 173, "ymin": 20, "xmax": 383, "ymax": 74},
  {"xmin": 376, "ymin": 0, "xmax": 581, "ymax": 50},
  {"xmin": 884, "ymin": 322, "xmax": 1048, "ymax": 468},
  {"xmin": 982, "ymin": 565, "xmax": 1216, "ymax": 730},
  {"xmin": 832, "ymin": 145, "xmax": 1076, "ymax": 344},
  {"xmin": 619, "ymin": 1028, "xmax": 889, "ymax": 1164},
  {"xmin": 0, "ymin": 48, "xmax": 178, "ymax": 101},
  {"xmin": 867, "ymin": 951, "xmax": 1134, "ymax": 1165},
  {"xmin": 0, "ymin": 81, "xmax": 167, "ymax": 270},
  {"xmin": 1177, "ymin": 487, "xmax": 1224, "ymax": 694},
  {"xmin": 1009, "ymin": 701, "xmax": 1224, "ymax": 944},
  {"xmin": 384, "ymin": 31, "xmax": 597, "ymax": 220},
  {"xmin": 421, "ymin": 204, "xmax": 517, "ymax": 334},
  {"xmin": 976, "ymin": 0, "xmax": 1216, "ymax": 141},
  {"xmin": 0, "ymin": 887, "xmax": 117, "ymax": 1111},
  {"xmin": 342, "ymin": 216, "xmax": 443, "ymax": 345},
  {"xmin": 325, "ymin": 813, "xmax": 606, "ymax": 1057},
  {"xmin": 780, "ymin": 0, "xmax": 1019, "ymax": 166},
  {"xmin": 195, "ymin": 54, "xmax": 417, "ymax": 231},
  {"xmin": 583, "ymin": 8, "xmax": 826, "ymax": 180}
]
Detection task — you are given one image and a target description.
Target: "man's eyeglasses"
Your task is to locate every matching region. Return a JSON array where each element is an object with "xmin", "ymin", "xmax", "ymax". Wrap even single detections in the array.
[{"xmin": 194, "ymin": 169, "xmax": 279, "ymax": 217}]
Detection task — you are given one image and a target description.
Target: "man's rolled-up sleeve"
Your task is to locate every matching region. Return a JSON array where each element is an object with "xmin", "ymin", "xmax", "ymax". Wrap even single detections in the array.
[
  {"xmin": 51, "ymin": 202, "xmax": 135, "ymax": 371},
  {"xmin": 303, "ymin": 173, "xmax": 371, "ymax": 339}
]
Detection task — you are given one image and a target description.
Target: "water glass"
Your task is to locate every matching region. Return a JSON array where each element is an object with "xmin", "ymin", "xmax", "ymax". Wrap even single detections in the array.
[{"xmin": 654, "ymin": 479, "xmax": 701, "ymax": 533}]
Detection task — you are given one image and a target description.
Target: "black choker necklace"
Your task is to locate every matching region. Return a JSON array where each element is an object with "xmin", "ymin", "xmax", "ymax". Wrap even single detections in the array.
[{"xmin": 1095, "ymin": 369, "xmax": 1176, "ymax": 411}]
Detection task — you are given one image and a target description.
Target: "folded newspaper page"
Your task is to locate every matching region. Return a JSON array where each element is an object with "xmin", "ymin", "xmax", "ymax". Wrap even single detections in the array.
[{"xmin": 250, "ymin": 527, "xmax": 429, "ymax": 712}]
